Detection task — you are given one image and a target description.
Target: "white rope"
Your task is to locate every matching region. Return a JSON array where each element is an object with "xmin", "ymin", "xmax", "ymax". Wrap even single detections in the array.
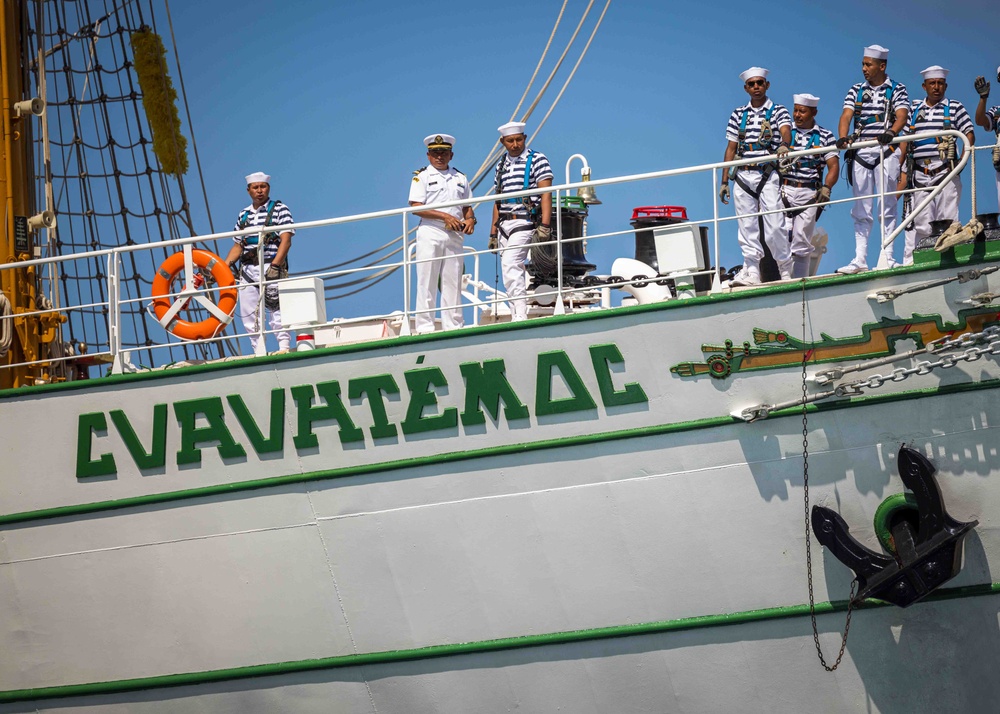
[
  {"xmin": 528, "ymin": 0, "xmax": 612, "ymax": 146},
  {"xmin": 469, "ymin": 0, "xmax": 570, "ymax": 184}
]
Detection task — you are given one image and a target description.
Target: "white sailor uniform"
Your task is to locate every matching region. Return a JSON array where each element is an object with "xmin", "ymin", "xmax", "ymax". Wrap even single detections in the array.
[
  {"xmin": 408, "ymin": 164, "xmax": 472, "ymax": 333},
  {"xmin": 725, "ymin": 99, "xmax": 793, "ymax": 280},
  {"xmin": 902, "ymin": 97, "xmax": 974, "ymax": 264},
  {"xmin": 781, "ymin": 124, "xmax": 836, "ymax": 276},
  {"xmin": 841, "ymin": 78, "xmax": 909, "ymax": 269},
  {"xmin": 232, "ymin": 199, "xmax": 294, "ymax": 353},
  {"xmin": 493, "ymin": 149, "xmax": 553, "ymax": 320}
]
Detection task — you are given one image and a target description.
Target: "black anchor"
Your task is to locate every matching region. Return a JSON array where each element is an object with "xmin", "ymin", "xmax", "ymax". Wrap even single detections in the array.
[{"xmin": 811, "ymin": 446, "xmax": 977, "ymax": 608}]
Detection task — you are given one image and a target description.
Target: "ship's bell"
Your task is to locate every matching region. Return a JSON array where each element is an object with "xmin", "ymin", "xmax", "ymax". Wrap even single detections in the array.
[{"xmin": 575, "ymin": 167, "xmax": 602, "ymax": 205}]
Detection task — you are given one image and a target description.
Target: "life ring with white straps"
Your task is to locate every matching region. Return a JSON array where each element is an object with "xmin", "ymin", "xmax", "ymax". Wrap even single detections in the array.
[{"xmin": 151, "ymin": 248, "xmax": 238, "ymax": 340}]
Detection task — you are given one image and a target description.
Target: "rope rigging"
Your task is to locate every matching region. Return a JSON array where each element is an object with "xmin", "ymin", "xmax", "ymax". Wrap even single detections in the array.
[
  {"xmin": 25, "ymin": 0, "xmax": 228, "ymax": 372},
  {"xmin": 316, "ymin": 1, "xmax": 612, "ymax": 306}
]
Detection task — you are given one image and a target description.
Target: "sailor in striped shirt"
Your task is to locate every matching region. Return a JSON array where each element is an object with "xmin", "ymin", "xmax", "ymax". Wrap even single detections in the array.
[
  {"xmin": 899, "ymin": 66, "xmax": 975, "ymax": 265},
  {"xmin": 835, "ymin": 45, "xmax": 910, "ymax": 274},
  {"xmin": 225, "ymin": 171, "xmax": 295, "ymax": 355},
  {"xmin": 490, "ymin": 122, "xmax": 553, "ymax": 322},
  {"xmin": 720, "ymin": 67, "xmax": 793, "ymax": 286},
  {"xmin": 973, "ymin": 66, "xmax": 1000, "ymax": 209},
  {"xmin": 780, "ymin": 94, "xmax": 839, "ymax": 278}
]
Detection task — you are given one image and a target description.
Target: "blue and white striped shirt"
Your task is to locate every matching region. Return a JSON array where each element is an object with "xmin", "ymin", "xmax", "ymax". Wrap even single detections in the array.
[
  {"xmin": 904, "ymin": 98, "xmax": 974, "ymax": 165},
  {"xmin": 842, "ymin": 78, "xmax": 909, "ymax": 140},
  {"xmin": 232, "ymin": 200, "xmax": 295, "ymax": 262},
  {"xmin": 984, "ymin": 105, "xmax": 1000, "ymax": 134},
  {"xmin": 725, "ymin": 99, "xmax": 791, "ymax": 160},
  {"xmin": 494, "ymin": 149, "xmax": 553, "ymax": 217},
  {"xmin": 783, "ymin": 125, "xmax": 837, "ymax": 185}
]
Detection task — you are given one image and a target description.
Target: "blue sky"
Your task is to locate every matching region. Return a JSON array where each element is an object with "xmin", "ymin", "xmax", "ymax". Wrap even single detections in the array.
[{"xmin": 155, "ymin": 0, "xmax": 1000, "ymax": 320}]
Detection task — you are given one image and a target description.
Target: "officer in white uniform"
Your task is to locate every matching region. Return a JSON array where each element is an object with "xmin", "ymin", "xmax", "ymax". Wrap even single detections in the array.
[
  {"xmin": 835, "ymin": 44, "xmax": 910, "ymax": 274},
  {"xmin": 720, "ymin": 67, "xmax": 793, "ymax": 286},
  {"xmin": 900, "ymin": 66, "xmax": 975, "ymax": 264},
  {"xmin": 781, "ymin": 93, "xmax": 839, "ymax": 278},
  {"xmin": 408, "ymin": 134, "xmax": 475, "ymax": 334},
  {"xmin": 489, "ymin": 121, "xmax": 553, "ymax": 321},
  {"xmin": 973, "ymin": 66, "xmax": 1000, "ymax": 209},
  {"xmin": 225, "ymin": 171, "xmax": 294, "ymax": 355}
]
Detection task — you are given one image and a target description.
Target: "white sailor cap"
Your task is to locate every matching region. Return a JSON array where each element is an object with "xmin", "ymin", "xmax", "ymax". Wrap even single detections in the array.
[
  {"xmin": 424, "ymin": 134, "xmax": 455, "ymax": 150},
  {"xmin": 920, "ymin": 66, "xmax": 949, "ymax": 80},
  {"xmin": 739, "ymin": 67, "xmax": 769, "ymax": 83},
  {"xmin": 793, "ymin": 93, "xmax": 820, "ymax": 108},
  {"xmin": 497, "ymin": 121, "xmax": 526, "ymax": 137},
  {"xmin": 245, "ymin": 171, "xmax": 270, "ymax": 185},
  {"xmin": 863, "ymin": 44, "xmax": 889, "ymax": 60}
]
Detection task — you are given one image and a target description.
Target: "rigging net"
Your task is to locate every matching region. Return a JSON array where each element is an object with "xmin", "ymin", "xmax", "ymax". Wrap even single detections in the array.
[{"xmin": 26, "ymin": 0, "xmax": 226, "ymax": 376}]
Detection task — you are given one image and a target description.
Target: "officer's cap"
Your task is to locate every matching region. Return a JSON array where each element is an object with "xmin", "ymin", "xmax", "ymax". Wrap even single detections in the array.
[
  {"xmin": 424, "ymin": 134, "xmax": 455, "ymax": 150},
  {"xmin": 245, "ymin": 171, "xmax": 270, "ymax": 185},
  {"xmin": 863, "ymin": 45, "xmax": 889, "ymax": 60},
  {"xmin": 739, "ymin": 67, "xmax": 769, "ymax": 83},
  {"xmin": 793, "ymin": 93, "xmax": 819, "ymax": 108},
  {"xmin": 498, "ymin": 121, "xmax": 527, "ymax": 137}
]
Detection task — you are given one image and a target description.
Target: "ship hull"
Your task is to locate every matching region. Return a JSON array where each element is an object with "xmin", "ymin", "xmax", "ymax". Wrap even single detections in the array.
[{"xmin": 3, "ymin": 250, "xmax": 1000, "ymax": 712}]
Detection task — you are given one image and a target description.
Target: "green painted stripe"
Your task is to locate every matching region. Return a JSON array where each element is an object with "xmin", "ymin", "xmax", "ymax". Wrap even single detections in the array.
[
  {"xmin": 2, "ymin": 242, "xmax": 993, "ymax": 401},
  {"xmin": 2, "ymin": 581, "xmax": 998, "ymax": 704},
  {"xmin": 3, "ymin": 375, "xmax": 1000, "ymax": 526}
]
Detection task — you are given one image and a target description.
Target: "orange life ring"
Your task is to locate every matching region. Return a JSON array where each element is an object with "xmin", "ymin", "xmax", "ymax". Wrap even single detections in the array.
[{"xmin": 151, "ymin": 249, "xmax": 238, "ymax": 340}]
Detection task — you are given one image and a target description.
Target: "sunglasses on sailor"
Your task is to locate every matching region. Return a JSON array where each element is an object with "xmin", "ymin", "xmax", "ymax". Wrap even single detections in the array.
[
  {"xmin": 745, "ymin": 79, "xmax": 766, "ymax": 88},
  {"xmin": 428, "ymin": 149, "xmax": 452, "ymax": 156}
]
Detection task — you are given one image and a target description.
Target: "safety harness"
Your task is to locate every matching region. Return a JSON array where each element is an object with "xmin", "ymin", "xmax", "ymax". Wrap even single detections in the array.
[
  {"xmin": 731, "ymin": 105, "xmax": 778, "ymax": 199},
  {"xmin": 236, "ymin": 199, "xmax": 282, "ymax": 265},
  {"xmin": 845, "ymin": 81, "xmax": 899, "ymax": 183},
  {"xmin": 493, "ymin": 150, "xmax": 540, "ymax": 241},
  {"xmin": 781, "ymin": 129, "xmax": 827, "ymax": 217},
  {"xmin": 235, "ymin": 199, "xmax": 287, "ymax": 310}
]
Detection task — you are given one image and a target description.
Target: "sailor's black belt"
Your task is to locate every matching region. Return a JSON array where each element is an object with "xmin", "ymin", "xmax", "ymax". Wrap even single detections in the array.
[
  {"xmin": 781, "ymin": 179, "xmax": 820, "ymax": 189},
  {"xmin": 915, "ymin": 164, "xmax": 949, "ymax": 177}
]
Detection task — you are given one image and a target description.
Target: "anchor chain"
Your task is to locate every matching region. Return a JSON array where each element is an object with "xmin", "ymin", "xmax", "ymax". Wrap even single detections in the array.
[
  {"xmin": 740, "ymin": 325, "xmax": 1000, "ymax": 422},
  {"xmin": 801, "ymin": 281, "xmax": 856, "ymax": 671}
]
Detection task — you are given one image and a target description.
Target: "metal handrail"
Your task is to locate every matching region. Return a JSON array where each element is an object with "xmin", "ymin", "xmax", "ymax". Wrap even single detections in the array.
[{"xmin": 0, "ymin": 129, "xmax": 984, "ymax": 376}]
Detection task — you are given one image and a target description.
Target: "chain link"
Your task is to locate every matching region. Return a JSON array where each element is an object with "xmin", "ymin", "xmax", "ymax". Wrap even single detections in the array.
[
  {"xmin": 742, "ymin": 326, "xmax": 1000, "ymax": 421},
  {"xmin": 831, "ymin": 327, "xmax": 1000, "ymax": 396},
  {"xmin": 800, "ymin": 281, "xmax": 856, "ymax": 671}
]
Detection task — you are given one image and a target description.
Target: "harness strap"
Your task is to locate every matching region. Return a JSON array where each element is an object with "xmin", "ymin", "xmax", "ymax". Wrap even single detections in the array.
[
  {"xmin": 780, "ymin": 191, "xmax": 818, "ymax": 218},
  {"xmin": 852, "ymin": 147, "xmax": 896, "ymax": 171},
  {"xmin": 733, "ymin": 164, "xmax": 775, "ymax": 199},
  {"xmin": 853, "ymin": 80, "xmax": 897, "ymax": 133},
  {"xmin": 738, "ymin": 106, "xmax": 775, "ymax": 154},
  {"xmin": 237, "ymin": 199, "xmax": 280, "ymax": 247},
  {"xmin": 791, "ymin": 128, "xmax": 826, "ymax": 178}
]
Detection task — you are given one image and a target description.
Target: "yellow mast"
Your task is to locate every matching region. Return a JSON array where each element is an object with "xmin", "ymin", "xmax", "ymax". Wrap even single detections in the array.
[{"xmin": 1, "ymin": 0, "xmax": 63, "ymax": 388}]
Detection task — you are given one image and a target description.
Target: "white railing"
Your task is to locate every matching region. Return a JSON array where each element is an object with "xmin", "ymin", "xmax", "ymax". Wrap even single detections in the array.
[{"xmin": 0, "ymin": 129, "xmax": 988, "ymax": 379}]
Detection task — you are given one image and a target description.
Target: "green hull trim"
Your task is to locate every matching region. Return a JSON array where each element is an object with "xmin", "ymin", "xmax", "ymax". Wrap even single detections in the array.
[
  {"xmin": 4, "ymin": 375, "xmax": 1000, "ymax": 527},
  {"xmin": 3, "ymin": 581, "xmax": 998, "ymax": 704}
]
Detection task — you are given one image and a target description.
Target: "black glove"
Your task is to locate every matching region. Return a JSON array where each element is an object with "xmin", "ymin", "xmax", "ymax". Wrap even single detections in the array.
[
  {"xmin": 836, "ymin": 136, "xmax": 851, "ymax": 150},
  {"xmin": 876, "ymin": 130, "xmax": 895, "ymax": 146},
  {"xmin": 227, "ymin": 261, "xmax": 238, "ymax": 276},
  {"xmin": 975, "ymin": 75, "xmax": 991, "ymax": 99},
  {"xmin": 265, "ymin": 265, "xmax": 280, "ymax": 280}
]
